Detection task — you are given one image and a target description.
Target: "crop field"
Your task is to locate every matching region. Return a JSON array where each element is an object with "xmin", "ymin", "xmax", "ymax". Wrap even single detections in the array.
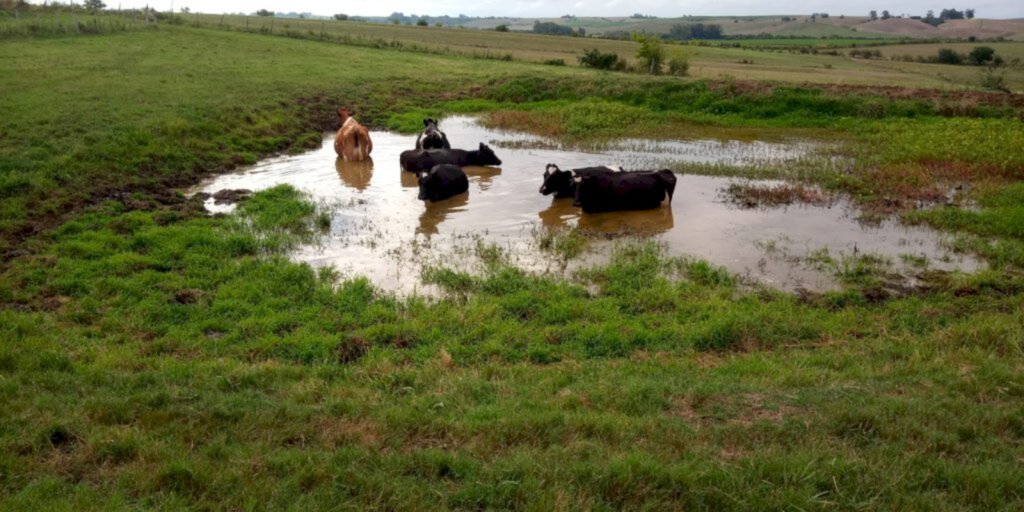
[{"xmin": 2, "ymin": 12, "xmax": 1024, "ymax": 511}]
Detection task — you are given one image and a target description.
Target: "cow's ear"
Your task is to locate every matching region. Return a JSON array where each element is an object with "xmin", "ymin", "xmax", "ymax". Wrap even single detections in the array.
[
  {"xmin": 420, "ymin": 171, "xmax": 429, "ymax": 179},
  {"xmin": 423, "ymin": 119, "xmax": 430, "ymax": 127},
  {"xmin": 573, "ymin": 176, "xmax": 582, "ymax": 183},
  {"xmin": 479, "ymin": 143, "xmax": 486, "ymax": 150}
]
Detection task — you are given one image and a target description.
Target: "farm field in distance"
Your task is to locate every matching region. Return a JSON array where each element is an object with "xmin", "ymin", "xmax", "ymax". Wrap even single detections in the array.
[{"xmin": 2, "ymin": 8, "xmax": 1024, "ymax": 510}]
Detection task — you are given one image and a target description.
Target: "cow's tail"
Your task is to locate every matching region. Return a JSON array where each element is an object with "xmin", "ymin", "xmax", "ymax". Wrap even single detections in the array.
[{"xmin": 661, "ymin": 170, "xmax": 677, "ymax": 203}]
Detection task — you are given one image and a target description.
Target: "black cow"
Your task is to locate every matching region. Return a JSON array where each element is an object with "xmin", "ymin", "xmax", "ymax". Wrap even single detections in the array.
[
  {"xmin": 573, "ymin": 170, "xmax": 677, "ymax": 213},
  {"xmin": 400, "ymin": 144, "xmax": 502, "ymax": 173},
  {"xmin": 416, "ymin": 118, "xmax": 451, "ymax": 150},
  {"xmin": 418, "ymin": 164, "xmax": 469, "ymax": 202},
  {"xmin": 539, "ymin": 163, "xmax": 622, "ymax": 198}
]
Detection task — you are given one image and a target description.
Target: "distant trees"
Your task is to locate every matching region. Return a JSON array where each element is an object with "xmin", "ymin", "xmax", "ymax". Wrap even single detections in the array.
[
  {"xmin": 869, "ymin": 10, "xmax": 878, "ymax": 20},
  {"xmin": 882, "ymin": 10, "xmax": 891, "ymax": 19},
  {"xmin": 416, "ymin": 18, "xmax": 428, "ymax": 26},
  {"xmin": 919, "ymin": 8, "xmax": 976, "ymax": 26},
  {"xmin": 494, "ymin": 24, "xmax": 508, "ymax": 32},
  {"xmin": 533, "ymin": 21, "xmax": 584, "ymax": 37},
  {"xmin": 83, "ymin": 0, "xmax": 105, "ymax": 11},
  {"xmin": 666, "ymin": 23, "xmax": 723, "ymax": 40},
  {"xmin": 333, "ymin": 14, "xmax": 348, "ymax": 20},
  {"xmin": 255, "ymin": 9, "xmax": 273, "ymax": 17}
]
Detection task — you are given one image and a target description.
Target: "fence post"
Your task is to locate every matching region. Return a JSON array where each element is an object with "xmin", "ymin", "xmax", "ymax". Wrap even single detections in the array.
[
  {"xmin": 219, "ymin": 14, "xmax": 224, "ymax": 28},
  {"xmin": 270, "ymin": 16, "xmax": 274, "ymax": 33},
  {"xmin": 320, "ymin": 20, "xmax": 325, "ymax": 39},
  {"xmin": 246, "ymin": 16, "xmax": 249, "ymax": 30}
]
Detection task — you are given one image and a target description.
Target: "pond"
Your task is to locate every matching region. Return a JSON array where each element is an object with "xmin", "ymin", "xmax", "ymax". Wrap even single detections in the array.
[{"xmin": 193, "ymin": 116, "xmax": 979, "ymax": 294}]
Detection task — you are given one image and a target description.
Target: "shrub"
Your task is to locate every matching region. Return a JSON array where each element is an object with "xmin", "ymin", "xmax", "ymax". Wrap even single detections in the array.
[
  {"xmin": 667, "ymin": 56, "xmax": 689, "ymax": 76},
  {"xmin": 494, "ymin": 24, "xmax": 509, "ymax": 32},
  {"xmin": 967, "ymin": 46, "xmax": 996, "ymax": 66},
  {"xmin": 543, "ymin": 59, "xmax": 566, "ymax": 66},
  {"xmin": 579, "ymin": 48, "xmax": 619, "ymax": 70},
  {"xmin": 632, "ymin": 33, "xmax": 665, "ymax": 75},
  {"xmin": 936, "ymin": 48, "xmax": 963, "ymax": 65}
]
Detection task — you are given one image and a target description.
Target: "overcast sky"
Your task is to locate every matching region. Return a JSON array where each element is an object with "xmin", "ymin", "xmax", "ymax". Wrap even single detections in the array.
[{"xmin": 96, "ymin": 0, "xmax": 1023, "ymax": 19}]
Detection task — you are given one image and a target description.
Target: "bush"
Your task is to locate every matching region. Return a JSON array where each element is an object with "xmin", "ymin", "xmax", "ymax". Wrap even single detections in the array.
[
  {"xmin": 967, "ymin": 46, "xmax": 996, "ymax": 66},
  {"xmin": 980, "ymin": 69, "xmax": 1009, "ymax": 92},
  {"xmin": 494, "ymin": 24, "xmax": 508, "ymax": 32},
  {"xmin": 543, "ymin": 59, "xmax": 566, "ymax": 66},
  {"xmin": 667, "ymin": 56, "xmax": 689, "ymax": 76},
  {"xmin": 579, "ymin": 48, "xmax": 619, "ymax": 70},
  {"xmin": 936, "ymin": 48, "xmax": 964, "ymax": 65},
  {"xmin": 632, "ymin": 33, "xmax": 665, "ymax": 75}
]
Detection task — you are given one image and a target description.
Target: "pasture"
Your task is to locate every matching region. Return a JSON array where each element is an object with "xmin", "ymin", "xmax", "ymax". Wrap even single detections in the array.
[
  {"xmin": 132, "ymin": 13, "xmax": 1024, "ymax": 90},
  {"xmin": 2, "ymin": 16, "xmax": 1024, "ymax": 511}
]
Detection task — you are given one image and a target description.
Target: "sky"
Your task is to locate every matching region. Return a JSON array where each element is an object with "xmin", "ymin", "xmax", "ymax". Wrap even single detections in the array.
[{"xmin": 80, "ymin": 0, "xmax": 1024, "ymax": 19}]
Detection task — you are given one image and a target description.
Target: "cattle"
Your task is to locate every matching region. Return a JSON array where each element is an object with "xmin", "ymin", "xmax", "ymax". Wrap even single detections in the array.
[
  {"xmin": 416, "ymin": 118, "xmax": 451, "ymax": 150},
  {"xmin": 573, "ymin": 170, "xmax": 677, "ymax": 213},
  {"xmin": 539, "ymin": 163, "xmax": 622, "ymax": 198},
  {"xmin": 333, "ymin": 108, "xmax": 373, "ymax": 161},
  {"xmin": 399, "ymin": 143, "xmax": 502, "ymax": 173},
  {"xmin": 418, "ymin": 164, "xmax": 469, "ymax": 202}
]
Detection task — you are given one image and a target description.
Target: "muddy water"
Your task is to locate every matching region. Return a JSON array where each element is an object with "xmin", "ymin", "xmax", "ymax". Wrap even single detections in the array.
[{"xmin": 194, "ymin": 116, "xmax": 978, "ymax": 294}]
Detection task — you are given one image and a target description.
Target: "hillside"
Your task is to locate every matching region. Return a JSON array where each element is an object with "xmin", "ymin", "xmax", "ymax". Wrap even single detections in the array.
[{"xmin": 460, "ymin": 15, "xmax": 1024, "ymax": 40}]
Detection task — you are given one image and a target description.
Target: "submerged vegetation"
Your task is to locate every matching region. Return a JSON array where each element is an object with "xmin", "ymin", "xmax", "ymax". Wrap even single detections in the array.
[{"xmin": 1, "ymin": 12, "xmax": 1024, "ymax": 509}]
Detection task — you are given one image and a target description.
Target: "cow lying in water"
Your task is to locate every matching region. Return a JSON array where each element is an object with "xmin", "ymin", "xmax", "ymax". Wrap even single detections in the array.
[
  {"xmin": 539, "ymin": 163, "xmax": 622, "ymax": 198},
  {"xmin": 399, "ymin": 143, "xmax": 502, "ymax": 173},
  {"xmin": 334, "ymin": 108, "xmax": 373, "ymax": 161},
  {"xmin": 573, "ymin": 170, "xmax": 677, "ymax": 213},
  {"xmin": 416, "ymin": 118, "xmax": 450, "ymax": 150},
  {"xmin": 418, "ymin": 164, "xmax": 468, "ymax": 202}
]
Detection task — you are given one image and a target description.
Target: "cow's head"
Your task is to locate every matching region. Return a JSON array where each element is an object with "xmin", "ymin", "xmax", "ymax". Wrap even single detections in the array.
[
  {"xmin": 539, "ymin": 164, "xmax": 572, "ymax": 196},
  {"xmin": 422, "ymin": 118, "xmax": 438, "ymax": 128},
  {"xmin": 337, "ymin": 108, "xmax": 352, "ymax": 124},
  {"xmin": 476, "ymin": 143, "xmax": 502, "ymax": 166},
  {"xmin": 420, "ymin": 118, "xmax": 445, "ymax": 148}
]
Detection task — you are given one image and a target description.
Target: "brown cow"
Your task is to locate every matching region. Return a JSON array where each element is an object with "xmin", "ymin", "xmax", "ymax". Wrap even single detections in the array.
[{"xmin": 333, "ymin": 108, "xmax": 373, "ymax": 161}]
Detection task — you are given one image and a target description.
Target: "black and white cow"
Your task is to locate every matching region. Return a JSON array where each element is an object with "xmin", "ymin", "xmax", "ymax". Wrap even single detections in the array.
[
  {"xmin": 400, "ymin": 144, "xmax": 502, "ymax": 173},
  {"xmin": 415, "ymin": 118, "xmax": 451, "ymax": 150},
  {"xmin": 539, "ymin": 163, "xmax": 622, "ymax": 198},
  {"xmin": 417, "ymin": 164, "xmax": 469, "ymax": 202},
  {"xmin": 573, "ymin": 170, "xmax": 677, "ymax": 213}
]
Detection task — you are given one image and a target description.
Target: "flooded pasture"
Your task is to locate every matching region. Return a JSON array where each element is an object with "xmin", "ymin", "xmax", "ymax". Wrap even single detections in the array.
[{"xmin": 194, "ymin": 116, "xmax": 978, "ymax": 294}]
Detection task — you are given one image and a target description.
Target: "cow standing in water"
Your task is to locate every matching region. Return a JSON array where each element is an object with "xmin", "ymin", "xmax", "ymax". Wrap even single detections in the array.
[
  {"xmin": 417, "ymin": 164, "xmax": 468, "ymax": 202},
  {"xmin": 573, "ymin": 170, "xmax": 677, "ymax": 213},
  {"xmin": 334, "ymin": 108, "xmax": 373, "ymax": 162},
  {"xmin": 539, "ymin": 163, "xmax": 622, "ymax": 198},
  {"xmin": 416, "ymin": 118, "xmax": 450, "ymax": 150},
  {"xmin": 399, "ymin": 143, "xmax": 502, "ymax": 173}
]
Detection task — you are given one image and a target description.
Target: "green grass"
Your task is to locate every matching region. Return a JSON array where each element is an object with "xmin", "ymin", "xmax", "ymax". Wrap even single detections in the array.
[
  {"xmin": 2, "ymin": 21, "xmax": 1024, "ymax": 510},
  {"xmin": 3, "ymin": 186, "xmax": 1024, "ymax": 509}
]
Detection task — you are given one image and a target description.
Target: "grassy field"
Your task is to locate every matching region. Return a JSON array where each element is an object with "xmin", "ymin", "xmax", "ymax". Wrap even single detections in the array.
[
  {"xmin": 2, "ymin": 17, "xmax": 1024, "ymax": 510},
  {"xmin": 169, "ymin": 14, "xmax": 1024, "ymax": 90}
]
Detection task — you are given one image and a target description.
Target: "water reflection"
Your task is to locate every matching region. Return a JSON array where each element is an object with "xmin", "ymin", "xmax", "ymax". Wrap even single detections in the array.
[
  {"xmin": 335, "ymin": 157, "xmax": 374, "ymax": 191},
  {"xmin": 418, "ymin": 192, "xmax": 469, "ymax": 235},
  {"xmin": 400, "ymin": 170, "xmax": 419, "ymax": 188},
  {"xmin": 464, "ymin": 166, "xmax": 502, "ymax": 191},
  {"xmin": 538, "ymin": 199, "xmax": 675, "ymax": 234}
]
